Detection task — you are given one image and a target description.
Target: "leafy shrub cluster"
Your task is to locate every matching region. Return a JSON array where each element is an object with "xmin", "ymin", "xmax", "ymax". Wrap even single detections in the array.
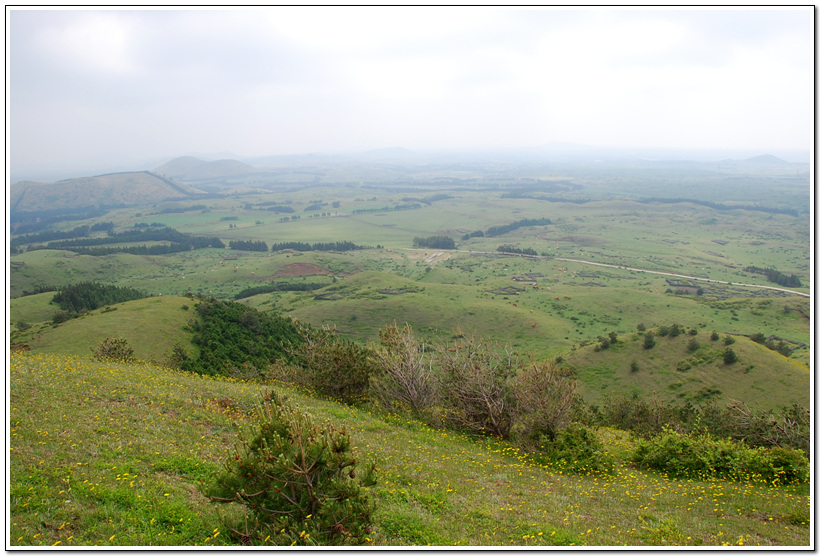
[
  {"xmin": 181, "ymin": 299, "xmax": 302, "ymax": 376},
  {"xmin": 90, "ymin": 337, "xmax": 135, "ymax": 362},
  {"xmin": 591, "ymin": 394, "xmax": 809, "ymax": 455},
  {"xmin": 209, "ymin": 391, "xmax": 376, "ymax": 546},
  {"xmin": 632, "ymin": 428, "xmax": 808, "ymax": 484}
]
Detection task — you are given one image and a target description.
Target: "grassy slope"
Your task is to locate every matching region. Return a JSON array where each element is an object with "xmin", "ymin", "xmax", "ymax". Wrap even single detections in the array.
[
  {"xmin": 11, "ymin": 296, "xmax": 197, "ymax": 364},
  {"xmin": 563, "ymin": 332, "xmax": 809, "ymax": 411},
  {"xmin": 9, "ymin": 352, "xmax": 809, "ymax": 547}
]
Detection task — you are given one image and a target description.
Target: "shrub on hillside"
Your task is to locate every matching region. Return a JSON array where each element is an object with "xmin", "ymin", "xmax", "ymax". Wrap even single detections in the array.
[
  {"xmin": 370, "ymin": 323, "xmax": 437, "ymax": 416},
  {"xmin": 209, "ymin": 391, "xmax": 376, "ymax": 545},
  {"xmin": 437, "ymin": 336, "xmax": 516, "ymax": 438},
  {"xmin": 293, "ymin": 326, "xmax": 375, "ymax": 404},
  {"xmin": 182, "ymin": 299, "xmax": 301, "ymax": 376},
  {"xmin": 532, "ymin": 424, "xmax": 615, "ymax": 474},
  {"xmin": 632, "ymin": 427, "xmax": 808, "ymax": 484},
  {"xmin": 511, "ymin": 358, "xmax": 576, "ymax": 446},
  {"xmin": 91, "ymin": 337, "xmax": 135, "ymax": 362}
]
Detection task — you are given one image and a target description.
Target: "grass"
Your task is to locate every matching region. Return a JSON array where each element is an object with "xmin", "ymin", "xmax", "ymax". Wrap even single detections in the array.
[
  {"xmin": 564, "ymin": 332, "xmax": 809, "ymax": 411},
  {"xmin": 9, "ymin": 352, "xmax": 810, "ymax": 547}
]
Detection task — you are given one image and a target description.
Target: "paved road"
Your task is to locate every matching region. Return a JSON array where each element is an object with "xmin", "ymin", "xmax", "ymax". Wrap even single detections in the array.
[
  {"xmin": 553, "ymin": 257, "xmax": 810, "ymax": 298},
  {"xmin": 404, "ymin": 248, "xmax": 810, "ymax": 298}
]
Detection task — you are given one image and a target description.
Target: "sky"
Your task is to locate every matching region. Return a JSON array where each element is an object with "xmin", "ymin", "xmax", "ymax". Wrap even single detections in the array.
[{"xmin": 8, "ymin": 6, "xmax": 814, "ymax": 179}]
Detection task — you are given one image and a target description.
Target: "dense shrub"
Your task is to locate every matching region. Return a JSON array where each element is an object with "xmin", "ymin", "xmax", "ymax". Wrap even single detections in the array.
[
  {"xmin": 91, "ymin": 337, "xmax": 135, "ymax": 362},
  {"xmin": 293, "ymin": 326, "xmax": 375, "ymax": 404},
  {"xmin": 182, "ymin": 299, "xmax": 302, "ymax": 376},
  {"xmin": 532, "ymin": 424, "xmax": 615, "ymax": 474},
  {"xmin": 632, "ymin": 428, "xmax": 808, "ymax": 484},
  {"xmin": 209, "ymin": 391, "xmax": 376, "ymax": 545}
]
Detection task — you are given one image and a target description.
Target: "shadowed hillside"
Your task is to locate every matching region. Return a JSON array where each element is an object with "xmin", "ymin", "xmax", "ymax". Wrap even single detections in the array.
[{"xmin": 10, "ymin": 171, "xmax": 204, "ymax": 213}]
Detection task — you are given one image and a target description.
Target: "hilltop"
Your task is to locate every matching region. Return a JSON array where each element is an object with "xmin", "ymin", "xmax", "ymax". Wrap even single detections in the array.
[
  {"xmin": 153, "ymin": 156, "xmax": 257, "ymax": 182},
  {"xmin": 10, "ymin": 171, "xmax": 204, "ymax": 213}
]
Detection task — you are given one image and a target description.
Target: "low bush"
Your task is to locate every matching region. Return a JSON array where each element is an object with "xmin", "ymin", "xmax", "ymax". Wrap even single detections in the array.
[
  {"xmin": 293, "ymin": 326, "xmax": 375, "ymax": 404},
  {"xmin": 632, "ymin": 428, "xmax": 808, "ymax": 484},
  {"xmin": 91, "ymin": 337, "xmax": 135, "ymax": 362},
  {"xmin": 208, "ymin": 391, "xmax": 376, "ymax": 545},
  {"xmin": 531, "ymin": 424, "xmax": 615, "ymax": 474}
]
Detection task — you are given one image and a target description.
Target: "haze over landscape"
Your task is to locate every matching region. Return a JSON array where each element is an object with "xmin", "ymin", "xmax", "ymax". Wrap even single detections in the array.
[
  {"xmin": 9, "ymin": 6, "xmax": 812, "ymax": 182},
  {"xmin": 7, "ymin": 6, "xmax": 814, "ymax": 549}
]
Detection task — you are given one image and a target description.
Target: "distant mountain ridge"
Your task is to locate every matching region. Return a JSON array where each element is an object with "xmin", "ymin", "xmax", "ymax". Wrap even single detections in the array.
[
  {"xmin": 10, "ymin": 171, "xmax": 204, "ymax": 213},
  {"xmin": 153, "ymin": 156, "xmax": 257, "ymax": 181}
]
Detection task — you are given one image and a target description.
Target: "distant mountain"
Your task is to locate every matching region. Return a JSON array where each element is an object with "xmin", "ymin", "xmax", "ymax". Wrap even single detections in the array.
[
  {"xmin": 154, "ymin": 156, "xmax": 257, "ymax": 181},
  {"xmin": 10, "ymin": 171, "xmax": 204, "ymax": 213},
  {"xmin": 743, "ymin": 154, "xmax": 790, "ymax": 165}
]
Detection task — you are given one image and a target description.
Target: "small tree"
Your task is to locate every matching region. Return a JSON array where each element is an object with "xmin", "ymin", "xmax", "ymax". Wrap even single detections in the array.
[
  {"xmin": 710, "ymin": 331, "xmax": 720, "ymax": 341},
  {"xmin": 209, "ymin": 391, "xmax": 376, "ymax": 545},
  {"xmin": 91, "ymin": 337, "xmax": 134, "ymax": 361},
  {"xmin": 370, "ymin": 323, "xmax": 437, "ymax": 416},
  {"xmin": 437, "ymin": 336, "xmax": 516, "ymax": 438},
  {"xmin": 643, "ymin": 331, "xmax": 656, "ymax": 350},
  {"xmin": 723, "ymin": 347, "xmax": 739, "ymax": 365},
  {"xmin": 512, "ymin": 358, "xmax": 577, "ymax": 446},
  {"xmin": 687, "ymin": 338, "xmax": 700, "ymax": 353}
]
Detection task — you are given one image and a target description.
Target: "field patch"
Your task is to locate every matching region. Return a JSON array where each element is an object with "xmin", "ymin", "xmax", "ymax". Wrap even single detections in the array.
[{"xmin": 272, "ymin": 262, "xmax": 336, "ymax": 278}]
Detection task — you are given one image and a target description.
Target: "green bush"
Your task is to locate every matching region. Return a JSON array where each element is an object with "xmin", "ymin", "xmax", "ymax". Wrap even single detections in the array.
[
  {"xmin": 208, "ymin": 391, "xmax": 376, "ymax": 545},
  {"xmin": 294, "ymin": 326, "xmax": 375, "ymax": 404},
  {"xmin": 91, "ymin": 337, "xmax": 135, "ymax": 362},
  {"xmin": 632, "ymin": 428, "xmax": 808, "ymax": 484},
  {"xmin": 532, "ymin": 424, "xmax": 615, "ymax": 474}
]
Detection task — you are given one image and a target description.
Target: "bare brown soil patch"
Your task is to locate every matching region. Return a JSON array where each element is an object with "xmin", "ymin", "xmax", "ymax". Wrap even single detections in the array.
[{"xmin": 273, "ymin": 263, "xmax": 333, "ymax": 277}]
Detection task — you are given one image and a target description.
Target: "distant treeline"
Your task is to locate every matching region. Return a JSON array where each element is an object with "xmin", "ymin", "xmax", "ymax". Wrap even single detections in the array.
[
  {"xmin": 413, "ymin": 236, "xmax": 456, "ymax": 249},
  {"xmin": 234, "ymin": 282, "xmax": 328, "ymax": 300},
  {"xmin": 229, "ymin": 240, "xmax": 268, "ymax": 252},
  {"xmin": 401, "ymin": 193, "xmax": 454, "ymax": 205},
  {"xmin": 269, "ymin": 241, "xmax": 365, "ymax": 252},
  {"xmin": 352, "ymin": 203, "xmax": 421, "ymax": 214},
  {"xmin": 485, "ymin": 217, "xmax": 552, "ymax": 237},
  {"xmin": 24, "ymin": 226, "xmax": 224, "ymax": 255},
  {"xmin": 499, "ymin": 194, "xmax": 799, "ymax": 216},
  {"xmin": 744, "ymin": 266, "xmax": 803, "ymax": 288},
  {"xmin": 638, "ymin": 198, "xmax": 798, "ymax": 217},
  {"xmin": 497, "ymin": 245, "xmax": 538, "ymax": 256},
  {"xmin": 52, "ymin": 282, "xmax": 146, "ymax": 313},
  {"xmin": 157, "ymin": 204, "xmax": 209, "ymax": 214}
]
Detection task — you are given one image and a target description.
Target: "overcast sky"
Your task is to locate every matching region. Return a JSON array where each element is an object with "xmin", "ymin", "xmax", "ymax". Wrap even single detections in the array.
[{"xmin": 8, "ymin": 6, "xmax": 813, "ymax": 178}]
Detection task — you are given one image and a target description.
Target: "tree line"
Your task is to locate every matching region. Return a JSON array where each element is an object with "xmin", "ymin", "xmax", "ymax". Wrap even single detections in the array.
[{"xmin": 744, "ymin": 266, "xmax": 803, "ymax": 288}]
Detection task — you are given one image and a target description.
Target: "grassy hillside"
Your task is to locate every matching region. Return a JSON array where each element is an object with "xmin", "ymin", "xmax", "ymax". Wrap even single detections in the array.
[
  {"xmin": 10, "ymin": 296, "xmax": 196, "ymax": 364},
  {"xmin": 563, "ymin": 331, "xmax": 809, "ymax": 412},
  {"xmin": 10, "ymin": 172, "xmax": 202, "ymax": 213},
  {"xmin": 10, "ymin": 352, "xmax": 809, "ymax": 547}
]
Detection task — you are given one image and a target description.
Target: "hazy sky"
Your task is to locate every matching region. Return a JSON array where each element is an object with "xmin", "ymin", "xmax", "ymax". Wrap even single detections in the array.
[{"xmin": 8, "ymin": 6, "xmax": 813, "ymax": 177}]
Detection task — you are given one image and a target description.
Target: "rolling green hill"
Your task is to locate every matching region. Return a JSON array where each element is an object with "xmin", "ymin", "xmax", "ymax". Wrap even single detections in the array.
[
  {"xmin": 10, "ymin": 171, "xmax": 204, "ymax": 213},
  {"xmin": 10, "ymin": 291, "xmax": 808, "ymax": 413},
  {"xmin": 562, "ymin": 330, "xmax": 809, "ymax": 412}
]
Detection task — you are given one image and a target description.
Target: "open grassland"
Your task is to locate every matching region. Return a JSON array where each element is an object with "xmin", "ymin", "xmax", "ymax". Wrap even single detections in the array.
[
  {"xmin": 11, "ymin": 296, "xmax": 196, "ymax": 364},
  {"xmin": 9, "ymin": 352, "xmax": 810, "ymax": 547},
  {"xmin": 564, "ymin": 333, "xmax": 809, "ymax": 411}
]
